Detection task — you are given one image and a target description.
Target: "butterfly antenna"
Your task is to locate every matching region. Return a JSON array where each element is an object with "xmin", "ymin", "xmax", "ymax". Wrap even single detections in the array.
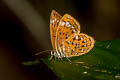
[{"xmin": 35, "ymin": 50, "xmax": 52, "ymax": 56}]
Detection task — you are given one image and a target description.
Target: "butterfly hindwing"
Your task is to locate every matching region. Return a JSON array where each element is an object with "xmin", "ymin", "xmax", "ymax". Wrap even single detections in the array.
[
  {"xmin": 56, "ymin": 14, "xmax": 80, "ymax": 53},
  {"xmin": 50, "ymin": 10, "xmax": 62, "ymax": 50},
  {"xmin": 64, "ymin": 33, "xmax": 95, "ymax": 57}
]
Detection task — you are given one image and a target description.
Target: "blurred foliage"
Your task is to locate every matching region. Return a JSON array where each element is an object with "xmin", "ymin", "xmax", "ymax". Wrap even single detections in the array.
[{"xmin": 23, "ymin": 40, "xmax": 120, "ymax": 80}]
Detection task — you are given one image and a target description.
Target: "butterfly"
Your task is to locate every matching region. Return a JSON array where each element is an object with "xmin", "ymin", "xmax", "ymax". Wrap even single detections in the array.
[{"xmin": 50, "ymin": 10, "xmax": 95, "ymax": 62}]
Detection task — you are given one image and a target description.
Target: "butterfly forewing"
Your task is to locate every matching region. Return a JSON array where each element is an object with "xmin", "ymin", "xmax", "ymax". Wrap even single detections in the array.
[
  {"xmin": 56, "ymin": 14, "xmax": 80, "ymax": 54},
  {"xmin": 64, "ymin": 33, "xmax": 95, "ymax": 57},
  {"xmin": 50, "ymin": 10, "xmax": 62, "ymax": 50}
]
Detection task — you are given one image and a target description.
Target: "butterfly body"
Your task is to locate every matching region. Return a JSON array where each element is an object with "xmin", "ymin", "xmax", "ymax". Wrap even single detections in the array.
[{"xmin": 50, "ymin": 10, "xmax": 95, "ymax": 60}]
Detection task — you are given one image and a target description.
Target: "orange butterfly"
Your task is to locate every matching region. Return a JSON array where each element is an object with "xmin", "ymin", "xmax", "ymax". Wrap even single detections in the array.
[{"xmin": 50, "ymin": 10, "xmax": 95, "ymax": 62}]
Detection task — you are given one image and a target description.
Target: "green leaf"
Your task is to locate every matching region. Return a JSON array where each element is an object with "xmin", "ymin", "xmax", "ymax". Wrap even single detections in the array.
[{"xmin": 23, "ymin": 40, "xmax": 120, "ymax": 80}]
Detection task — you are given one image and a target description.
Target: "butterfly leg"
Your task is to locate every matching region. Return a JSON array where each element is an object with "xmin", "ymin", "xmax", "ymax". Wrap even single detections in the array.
[
  {"xmin": 62, "ymin": 52, "xmax": 71, "ymax": 62},
  {"xmin": 56, "ymin": 50, "xmax": 63, "ymax": 61},
  {"xmin": 49, "ymin": 50, "xmax": 70, "ymax": 62},
  {"xmin": 58, "ymin": 56, "xmax": 63, "ymax": 61},
  {"xmin": 58, "ymin": 51, "xmax": 63, "ymax": 61},
  {"xmin": 65, "ymin": 56, "xmax": 71, "ymax": 62},
  {"xmin": 53, "ymin": 50, "xmax": 62, "ymax": 61},
  {"xmin": 60, "ymin": 57, "xmax": 63, "ymax": 61}
]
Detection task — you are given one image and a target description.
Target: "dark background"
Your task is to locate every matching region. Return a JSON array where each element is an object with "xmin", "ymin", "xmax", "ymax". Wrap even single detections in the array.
[{"xmin": 0, "ymin": 0, "xmax": 120, "ymax": 80}]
